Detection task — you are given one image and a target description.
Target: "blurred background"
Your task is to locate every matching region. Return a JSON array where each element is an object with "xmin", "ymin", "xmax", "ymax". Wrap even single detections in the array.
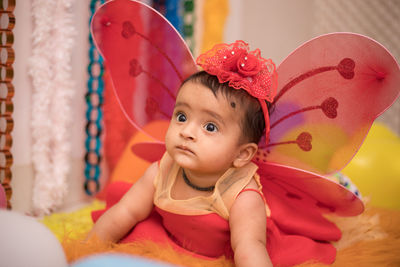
[{"xmin": 6, "ymin": 0, "xmax": 400, "ymax": 213}]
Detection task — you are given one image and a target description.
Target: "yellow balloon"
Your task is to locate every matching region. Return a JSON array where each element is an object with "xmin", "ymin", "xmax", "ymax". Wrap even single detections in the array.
[
  {"xmin": 342, "ymin": 123, "xmax": 400, "ymax": 210},
  {"xmin": 365, "ymin": 122, "xmax": 399, "ymax": 141}
]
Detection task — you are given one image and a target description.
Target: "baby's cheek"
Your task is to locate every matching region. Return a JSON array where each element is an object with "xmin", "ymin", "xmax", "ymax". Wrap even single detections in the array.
[{"xmin": 164, "ymin": 128, "xmax": 174, "ymax": 150}]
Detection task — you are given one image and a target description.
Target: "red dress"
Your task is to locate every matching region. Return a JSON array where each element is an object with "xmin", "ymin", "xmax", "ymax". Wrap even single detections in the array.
[{"xmin": 92, "ymin": 153, "xmax": 338, "ymax": 266}]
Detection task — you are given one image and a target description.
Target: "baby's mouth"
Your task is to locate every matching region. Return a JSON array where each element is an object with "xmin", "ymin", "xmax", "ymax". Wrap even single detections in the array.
[{"xmin": 176, "ymin": 145, "xmax": 194, "ymax": 154}]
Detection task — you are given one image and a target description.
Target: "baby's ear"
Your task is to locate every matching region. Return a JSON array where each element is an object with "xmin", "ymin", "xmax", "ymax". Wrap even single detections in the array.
[{"xmin": 233, "ymin": 143, "xmax": 258, "ymax": 168}]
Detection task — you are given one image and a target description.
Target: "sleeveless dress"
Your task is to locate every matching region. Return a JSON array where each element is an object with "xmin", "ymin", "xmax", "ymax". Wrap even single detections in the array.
[
  {"xmin": 93, "ymin": 152, "xmax": 267, "ymax": 259},
  {"xmin": 152, "ymin": 153, "xmax": 269, "ymax": 258},
  {"xmin": 92, "ymin": 153, "xmax": 337, "ymax": 266}
]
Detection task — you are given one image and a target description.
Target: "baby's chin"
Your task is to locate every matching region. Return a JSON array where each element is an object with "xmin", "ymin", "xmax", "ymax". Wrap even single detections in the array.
[
  {"xmin": 171, "ymin": 153, "xmax": 197, "ymax": 169},
  {"xmin": 167, "ymin": 148, "xmax": 231, "ymax": 173}
]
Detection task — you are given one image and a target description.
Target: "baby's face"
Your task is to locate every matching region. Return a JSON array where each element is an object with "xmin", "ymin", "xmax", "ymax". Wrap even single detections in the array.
[{"xmin": 165, "ymin": 81, "xmax": 244, "ymax": 176}]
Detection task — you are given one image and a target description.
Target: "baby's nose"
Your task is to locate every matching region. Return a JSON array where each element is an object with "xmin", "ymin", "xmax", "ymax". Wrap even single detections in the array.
[{"xmin": 180, "ymin": 124, "xmax": 196, "ymax": 140}]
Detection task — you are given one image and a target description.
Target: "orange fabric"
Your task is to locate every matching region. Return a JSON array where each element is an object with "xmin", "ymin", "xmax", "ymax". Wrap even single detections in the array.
[
  {"xmin": 201, "ymin": 0, "xmax": 229, "ymax": 53},
  {"xmin": 63, "ymin": 206, "xmax": 400, "ymax": 266},
  {"xmin": 63, "ymin": 235, "xmax": 234, "ymax": 267}
]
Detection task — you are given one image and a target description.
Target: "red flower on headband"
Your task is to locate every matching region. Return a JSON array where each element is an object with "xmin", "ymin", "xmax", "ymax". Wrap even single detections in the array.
[{"xmin": 196, "ymin": 40, "xmax": 277, "ymax": 102}]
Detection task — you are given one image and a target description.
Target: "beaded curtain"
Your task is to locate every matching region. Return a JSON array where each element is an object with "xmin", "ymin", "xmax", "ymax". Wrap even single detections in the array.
[
  {"xmin": 85, "ymin": 0, "xmax": 106, "ymax": 196},
  {"xmin": 0, "ymin": 0, "xmax": 15, "ymax": 209}
]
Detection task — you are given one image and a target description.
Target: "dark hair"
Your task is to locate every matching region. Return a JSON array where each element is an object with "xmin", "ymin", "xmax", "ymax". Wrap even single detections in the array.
[{"xmin": 181, "ymin": 71, "xmax": 272, "ymax": 144}]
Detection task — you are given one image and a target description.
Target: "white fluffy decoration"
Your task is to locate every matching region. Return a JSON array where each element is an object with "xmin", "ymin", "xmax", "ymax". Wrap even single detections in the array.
[{"xmin": 29, "ymin": 0, "xmax": 77, "ymax": 215}]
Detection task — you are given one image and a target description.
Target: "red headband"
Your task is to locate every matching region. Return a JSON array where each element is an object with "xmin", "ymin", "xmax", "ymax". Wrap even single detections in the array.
[{"xmin": 196, "ymin": 40, "xmax": 278, "ymax": 144}]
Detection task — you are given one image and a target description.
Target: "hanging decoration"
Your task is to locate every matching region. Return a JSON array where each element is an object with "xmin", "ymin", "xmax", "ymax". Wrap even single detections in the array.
[
  {"xmin": 0, "ymin": 0, "xmax": 15, "ymax": 210},
  {"xmin": 84, "ymin": 0, "xmax": 106, "ymax": 196},
  {"xmin": 193, "ymin": 0, "xmax": 204, "ymax": 58},
  {"xmin": 29, "ymin": 0, "xmax": 76, "ymax": 214},
  {"xmin": 201, "ymin": 0, "xmax": 229, "ymax": 53},
  {"xmin": 152, "ymin": 0, "xmax": 167, "ymax": 16},
  {"xmin": 165, "ymin": 0, "xmax": 183, "ymax": 34},
  {"xmin": 183, "ymin": 0, "xmax": 195, "ymax": 53}
]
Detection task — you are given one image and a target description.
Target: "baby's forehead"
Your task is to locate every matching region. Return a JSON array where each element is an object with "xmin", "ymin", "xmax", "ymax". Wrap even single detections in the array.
[
  {"xmin": 209, "ymin": 86, "xmax": 248, "ymax": 110},
  {"xmin": 179, "ymin": 82, "xmax": 244, "ymax": 115},
  {"xmin": 203, "ymin": 88, "xmax": 248, "ymax": 126},
  {"xmin": 183, "ymin": 79, "xmax": 245, "ymax": 103},
  {"xmin": 178, "ymin": 80, "xmax": 252, "ymax": 121}
]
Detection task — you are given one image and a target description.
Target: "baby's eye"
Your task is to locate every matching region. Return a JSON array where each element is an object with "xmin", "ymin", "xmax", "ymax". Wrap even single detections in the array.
[
  {"xmin": 176, "ymin": 112, "xmax": 187, "ymax": 122},
  {"xmin": 204, "ymin": 123, "xmax": 218, "ymax": 132}
]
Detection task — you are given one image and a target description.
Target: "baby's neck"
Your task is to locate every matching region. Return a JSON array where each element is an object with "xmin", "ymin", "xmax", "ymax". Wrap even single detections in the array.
[{"xmin": 182, "ymin": 168, "xmax": 227, "ymax": 189}]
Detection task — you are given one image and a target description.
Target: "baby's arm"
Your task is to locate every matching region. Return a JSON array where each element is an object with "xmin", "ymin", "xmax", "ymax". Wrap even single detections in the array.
[
  {"xmin": 230, "ymin": 179, "xmax": 273, "ymax": 267},
  {"xmin": 87, "ymin": 162, "xmax": 158, "ymax": 242}
]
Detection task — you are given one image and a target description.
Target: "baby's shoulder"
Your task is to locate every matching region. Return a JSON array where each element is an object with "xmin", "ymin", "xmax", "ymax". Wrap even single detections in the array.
[
  {"xmin": 244, "ymin": 177, "xmax": 260, "ymax": 190},
  {"xmin": 142, "ymin": 161, "xmax": 159, "ymax": 183}
]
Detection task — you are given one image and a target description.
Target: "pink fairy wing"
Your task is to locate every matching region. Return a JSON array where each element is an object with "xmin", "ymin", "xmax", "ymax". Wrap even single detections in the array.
[
  {"xmin": 259, "ymin": 33, "xmax": 400, "ymax": 174},
  {"xmin": 258, "ymin": 161, "xmax": 363, "ymax": 217},
  {"xmin": 91, "ymin": 0, "xmax": 197, "ymax": 141}
]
